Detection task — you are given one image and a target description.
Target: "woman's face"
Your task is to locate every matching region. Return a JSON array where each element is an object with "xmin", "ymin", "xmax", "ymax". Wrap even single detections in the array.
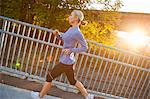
[{"xmin": 68, "ymin": 12, "xmax": 78, "ymax": 25}]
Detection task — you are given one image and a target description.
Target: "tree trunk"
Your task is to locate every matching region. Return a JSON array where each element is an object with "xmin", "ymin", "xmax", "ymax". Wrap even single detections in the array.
[
  {"xmin": 0, "ymin": 0, "xmax": 1, "ymax": 15},
  {"xmin": 19, "ymin": 0, "xmax": 28, "ymax": 22}
]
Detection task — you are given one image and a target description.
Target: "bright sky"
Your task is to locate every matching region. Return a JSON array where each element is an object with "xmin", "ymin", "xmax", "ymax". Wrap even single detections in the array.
[
  {"xmin": 120, "ymin": 0, "xmax": 150, "ymax": 13},
  {"xmin": 89, "ymin": 0, "xmax": 150, "ymax": 14}
]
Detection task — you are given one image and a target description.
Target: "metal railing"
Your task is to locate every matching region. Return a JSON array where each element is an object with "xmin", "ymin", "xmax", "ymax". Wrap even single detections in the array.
[{"xmin": 0, "ymin": 16, "xmax": 149, "ymax": 99}]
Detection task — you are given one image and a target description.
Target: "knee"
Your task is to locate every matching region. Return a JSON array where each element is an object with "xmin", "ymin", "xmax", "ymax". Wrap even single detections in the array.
[
  {"xmin": 70, "ymin": 80, "xmax": 77, "ymax": 85},
  {"xmin": 46, "ymin": 72, "xmax": 53, "ymax": 82}
]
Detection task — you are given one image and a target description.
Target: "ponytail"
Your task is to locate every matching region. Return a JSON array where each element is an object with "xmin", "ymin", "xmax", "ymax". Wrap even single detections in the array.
[{"xmin": 80, "ymin": 20, "xmax": 88, "ymax": 26}]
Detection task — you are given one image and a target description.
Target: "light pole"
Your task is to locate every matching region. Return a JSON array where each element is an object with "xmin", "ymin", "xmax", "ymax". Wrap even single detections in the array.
[{"xmin": 0, "ymin": 0, "xmax": 1, "ymax": 15}]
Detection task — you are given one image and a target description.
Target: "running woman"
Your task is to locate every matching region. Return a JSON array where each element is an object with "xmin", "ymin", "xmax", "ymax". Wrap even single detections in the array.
[{"xmin": 31, "ymin": 10, "xmax": 94, "ymax": 99}]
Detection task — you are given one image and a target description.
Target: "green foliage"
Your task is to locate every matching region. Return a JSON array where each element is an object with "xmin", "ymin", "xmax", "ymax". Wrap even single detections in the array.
[
  {"xmin": 32, "ymin": 4, "xmax": 69, "ymax": 30},
  {"xmin": 81, "ymin": 11, "xmax": 120, "ymax": 46},
  {"xmin": 1, "ymin": 0, "xmax": 22, "ymax": 19}
]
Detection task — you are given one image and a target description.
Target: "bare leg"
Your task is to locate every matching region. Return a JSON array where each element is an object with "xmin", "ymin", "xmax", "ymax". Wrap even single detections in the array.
[
  {"xmin": 39, "ymin": 82, "xmax": 52, "ymax": 98},
  {"xmin": 75, "ymin": 81, "xmax": 88, "ymax": 97}
]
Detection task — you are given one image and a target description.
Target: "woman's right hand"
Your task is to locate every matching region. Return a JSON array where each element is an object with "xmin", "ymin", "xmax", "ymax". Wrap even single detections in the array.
[
  {"xmin": 62, "ymin": 49, "xmax": 72, "ymax": 56},
  {"xmin": 52, "ymin": 29, "xmax": 59, "ymax": 36}
]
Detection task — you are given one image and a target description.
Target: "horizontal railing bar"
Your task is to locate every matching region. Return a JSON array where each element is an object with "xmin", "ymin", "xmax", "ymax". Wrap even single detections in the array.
[
  {"xmin": 1, "ymin": 29, "xmax": 149, "ymax": 72},
  {"xmin": 86, "ymin": 39, "xmax": 150, "ymax": 60},
  {"xmin": 0, "ymin": 29, "xmax": 63, "ymax": 48},
  {"xmin": 82, "ymin": 52, "xmax": 150, "ymax": 72},
  {"xmin": 0, "ymin": 16, "xmax": 54, "ymax": 33}
]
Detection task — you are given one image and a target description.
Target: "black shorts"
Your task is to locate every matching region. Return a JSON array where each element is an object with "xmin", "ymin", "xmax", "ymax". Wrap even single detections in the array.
[{"xmin": 46, "ymin": 62, "xmax": 77, "ymax": 85}]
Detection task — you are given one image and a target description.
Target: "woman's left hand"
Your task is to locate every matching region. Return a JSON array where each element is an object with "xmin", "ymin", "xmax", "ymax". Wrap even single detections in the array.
[{"xmin": 62, "ymin": 49, "xmax": 72, "ymax": 56}]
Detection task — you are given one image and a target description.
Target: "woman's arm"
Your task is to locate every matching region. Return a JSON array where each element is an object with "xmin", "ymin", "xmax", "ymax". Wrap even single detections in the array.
[
  {"xmin": 62, "ymin": 32, "xmax": 88, "ymax": 56},
  {"xmin": 70, "ymin": 33, "xmax": 88, "ymax": 53}
]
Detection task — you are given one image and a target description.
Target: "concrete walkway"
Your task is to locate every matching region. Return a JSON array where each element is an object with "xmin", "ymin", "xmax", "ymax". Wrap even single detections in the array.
[
  {"xmin": 0, "ymin": 84, "xmax": 62, "ymax": 99},
  {"xmin": 0, "ymin": 73, "xmax": 85, "ymax": 99}
]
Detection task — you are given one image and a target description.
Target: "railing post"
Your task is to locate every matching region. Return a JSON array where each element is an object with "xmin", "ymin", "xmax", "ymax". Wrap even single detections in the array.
[
  {"xmin": 0, "ymin": 19, "xmax": 7, "ymax": 67},
  {"xmin": 0, "ymin": 19, "xmax": 5, "ymax": 51}
]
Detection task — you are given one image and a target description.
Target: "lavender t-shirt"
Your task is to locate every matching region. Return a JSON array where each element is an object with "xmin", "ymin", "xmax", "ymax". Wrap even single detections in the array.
[{"xmin": 59, "ymin": 26, "xmax": 88, "ymax": 65}]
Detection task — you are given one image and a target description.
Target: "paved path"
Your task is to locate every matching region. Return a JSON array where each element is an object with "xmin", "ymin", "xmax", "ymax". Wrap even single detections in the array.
[
  {"xmin": 0, "ymin": 73, "xmax": 85, "ymax": 99},
  {"xmin": 0, "ymin": 84, "xmax": 61, "ymax": 99}
]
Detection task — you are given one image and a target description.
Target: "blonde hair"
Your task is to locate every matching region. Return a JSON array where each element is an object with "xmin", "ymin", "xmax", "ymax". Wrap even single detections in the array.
[
  {"xmin": 72, "ymin": 10, "xmax": 88, "ymax": 26},
  {"xmin": 73, "ymin": 10, "xmax": 84, "ymax": 21}
]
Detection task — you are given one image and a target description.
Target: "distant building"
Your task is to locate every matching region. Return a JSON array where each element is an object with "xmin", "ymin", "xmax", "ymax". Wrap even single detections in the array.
[{"xmin": 119, "ymin": 12, "xmax": 150, "ymax": 37}]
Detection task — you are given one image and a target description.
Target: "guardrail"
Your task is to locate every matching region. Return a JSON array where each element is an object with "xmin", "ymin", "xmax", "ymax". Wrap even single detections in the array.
[{"xmin": 0, "ymin": 16, "xmax": 149, "ymax": 99}]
